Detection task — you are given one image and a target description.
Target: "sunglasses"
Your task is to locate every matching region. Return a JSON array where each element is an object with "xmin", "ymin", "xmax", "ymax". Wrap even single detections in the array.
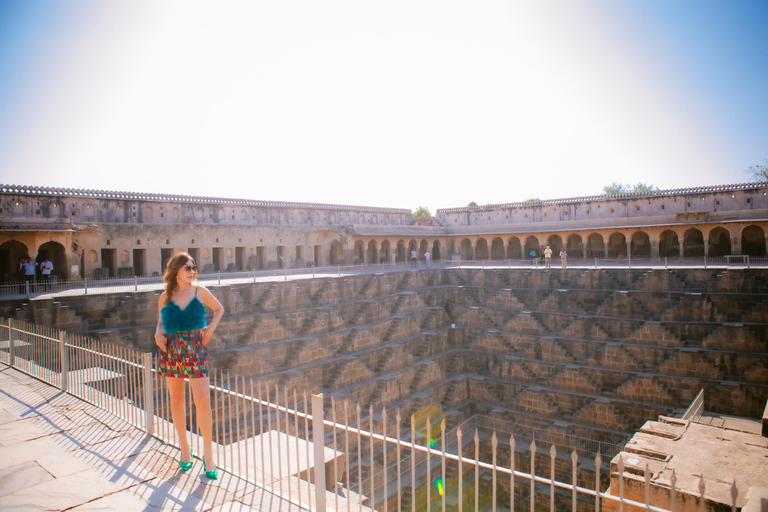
[{"xmin": 184, "ymin": 264, "xmax": 197, "ymax": 272}]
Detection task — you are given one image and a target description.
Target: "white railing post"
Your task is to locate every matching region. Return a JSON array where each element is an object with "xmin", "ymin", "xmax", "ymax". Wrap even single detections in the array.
[
  {"xmin": 134, "ymin": 276, "xmax": 138, "ymax": 292},
  {"xmin": 59, "ymin": 331, "xmax": 68, "ymax": 393},
  {"xmin": 218, "ymin": 271, "xmax": 221, "ymax": 285},
  {"xmin": 142, "ymin": 353, "xmax": 154, "ymax": 436},
  {"xmin": 8, "ymin": 319, "xmax": 15, "ymax": 367},
  {"xmin": 25, "ymin": 280, "xmax": 29, "ymax": 298},
  {"xmin": 84, "ymin": 278, "xmax": 88, "ymax": 295},
  {"xmin": 311, "ymin": 393, "xmax": 327, "ymax": 512}
]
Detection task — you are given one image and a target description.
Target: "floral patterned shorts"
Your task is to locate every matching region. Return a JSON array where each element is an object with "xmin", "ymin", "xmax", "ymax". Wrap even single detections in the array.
[{"xmin": 157, "ymin": 330, "xmax": 209, "ymax": 378}]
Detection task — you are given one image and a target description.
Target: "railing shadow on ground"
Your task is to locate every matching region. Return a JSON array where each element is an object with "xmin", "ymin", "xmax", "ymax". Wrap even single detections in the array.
[{"xmin": 0, "ymin": 319, "xmax": 747, "ymax": 512}]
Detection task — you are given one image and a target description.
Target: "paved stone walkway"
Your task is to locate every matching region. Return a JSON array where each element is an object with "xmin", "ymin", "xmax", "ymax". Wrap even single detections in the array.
[{"xmin": 0, "ymin": 365, "xmax": 307, "ymax": 511}]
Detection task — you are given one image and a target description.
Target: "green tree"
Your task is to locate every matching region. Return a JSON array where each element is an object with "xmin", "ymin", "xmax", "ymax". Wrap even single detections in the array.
[
  {"xmin": 413, "ymin": 206, "xmax": 431, "ymax": 217},
  {"xmin": 467, "ymin": 201, "xmax": 478, "ymax": 207},
  {"xmin": 603, "ymin": 182, "xmax": 658, "ymax": 195},
  {"xmin": 632, "ymin": 182, "xmax": 659, "ymax": 194},
  {"xmin": 603, "ymin": 182, "xmax": 628, "ymax": 195},
  {"xmin": 747, "ymin": 161, "xmax": 768, "ymax": 182},
  {"xmin": 524, "ymin": 197, "xmax": 540, "ymax": 203}
]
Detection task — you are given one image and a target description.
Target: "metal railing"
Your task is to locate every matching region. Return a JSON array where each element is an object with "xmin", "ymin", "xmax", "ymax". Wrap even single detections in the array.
[
  {"xmin": 4, "ymin": 256, "xmax": 766, "ymax": 299},
  {"xmin": 0, "ymin": 319, "xmax": 745, "ymax": 512}
]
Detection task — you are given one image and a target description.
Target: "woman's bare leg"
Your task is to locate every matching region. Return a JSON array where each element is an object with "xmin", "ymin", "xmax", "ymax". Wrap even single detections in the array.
[
  {"xmin": 166, "ymin": 377, "xmax": 191, "ymax": 462},
  {"xmin": 189, "ymin": 376, "xmax": 214, "ymax": 470}
]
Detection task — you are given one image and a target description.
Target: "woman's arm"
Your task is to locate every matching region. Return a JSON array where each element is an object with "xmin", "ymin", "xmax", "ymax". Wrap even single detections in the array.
[
  {"xmin": 154, "ymin": 292, "xmax": 168, "ymax": 352},
  {"xmin": 198, "ymin": 286, "xmax": 224, "ymax": 345}
]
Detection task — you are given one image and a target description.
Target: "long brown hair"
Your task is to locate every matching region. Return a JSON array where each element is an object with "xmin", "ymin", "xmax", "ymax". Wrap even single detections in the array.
[{"xmin": 163, "ymin": 252, "xmax": 195, "ymax": 300}]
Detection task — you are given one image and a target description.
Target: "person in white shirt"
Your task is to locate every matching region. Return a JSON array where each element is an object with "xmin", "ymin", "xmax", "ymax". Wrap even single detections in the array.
[{"xmin": 40, "ymin": 258, "xmax": 54, "ymax": 290}]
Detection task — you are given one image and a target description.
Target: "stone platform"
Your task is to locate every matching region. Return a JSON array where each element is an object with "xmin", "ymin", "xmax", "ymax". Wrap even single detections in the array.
[{"xmin": 0, "ymin": 365, "xmax": 307, "ymax": 512}]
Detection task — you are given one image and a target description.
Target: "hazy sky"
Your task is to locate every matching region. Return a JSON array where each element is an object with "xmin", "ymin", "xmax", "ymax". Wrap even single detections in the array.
[{"xmin": 0, "ymin": 0, "xmax": 766, "ymax": 211}]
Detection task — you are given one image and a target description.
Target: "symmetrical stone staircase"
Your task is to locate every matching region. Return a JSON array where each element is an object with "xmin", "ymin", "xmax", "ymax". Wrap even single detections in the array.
[{"xmin": 4, "ymin": 267, "xmax": 767, "ymax": 510}]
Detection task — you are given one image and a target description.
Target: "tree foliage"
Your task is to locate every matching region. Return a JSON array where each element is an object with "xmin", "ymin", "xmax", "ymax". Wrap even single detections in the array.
[
  {"xmin": 413, "ymin": 206, "xmax": 431, "ymax": 217},
  {"xmin": 603, "ymin": 182, "xmax": 659, "ymax": 195},
  {"xmin": 467, "ymin": 201, "xmax": 478, "ymax": 207}
]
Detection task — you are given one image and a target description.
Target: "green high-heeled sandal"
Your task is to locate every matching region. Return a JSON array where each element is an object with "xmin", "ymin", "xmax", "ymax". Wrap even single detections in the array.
[
  {"xmin": 179, "ymin": 452, "xmax": 194, "ymax": 472},
  {"xmin": 205, "ymin": 467, "xmax": 218, "ymax": 480}
]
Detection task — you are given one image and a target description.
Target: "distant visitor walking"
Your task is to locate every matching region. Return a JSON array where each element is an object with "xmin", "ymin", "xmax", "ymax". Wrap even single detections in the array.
[
  {"xmin": 559, "ymin": 248, "xmax": 567, "ymax": 268},
  {"xmin": 424, "ymin": 250, "xmax": 431, "ymax": 269},
  {"xmin": 411, "ymin": 249, "xmax": 418, "ymax": 269},
  {"xmin": 155, "ymin": 252, "xmax": 224, "ymax": 480},
  {"xmin": 544, "ymin": 246, "xmax": 553, "ymax": 268}
]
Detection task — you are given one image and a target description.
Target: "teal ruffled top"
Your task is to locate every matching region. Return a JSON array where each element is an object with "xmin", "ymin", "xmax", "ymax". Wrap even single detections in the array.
[{"xmin": 161, "ymin": 297, "xmax": 207, "ymax": 334}]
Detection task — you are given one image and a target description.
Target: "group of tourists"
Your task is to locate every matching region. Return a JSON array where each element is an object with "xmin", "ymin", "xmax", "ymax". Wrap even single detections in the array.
[
  {"xmin": 531, "ymin": 246, "xmax": 568, "ymax": 268},
  {"xmin": 16, "ymin": 256, "xmax": 54, "ymax": 291}
]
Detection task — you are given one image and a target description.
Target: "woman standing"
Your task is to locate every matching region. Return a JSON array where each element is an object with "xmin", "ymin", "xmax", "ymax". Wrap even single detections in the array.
[{"xmin": 155, "ymin": 252, "xmax": 224, "ymax": 479}]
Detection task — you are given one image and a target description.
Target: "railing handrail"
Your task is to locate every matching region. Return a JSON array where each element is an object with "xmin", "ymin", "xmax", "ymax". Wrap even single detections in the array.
[{"xmin": 0, "ymin": 319, "xmax": 746, "ymax": 512}]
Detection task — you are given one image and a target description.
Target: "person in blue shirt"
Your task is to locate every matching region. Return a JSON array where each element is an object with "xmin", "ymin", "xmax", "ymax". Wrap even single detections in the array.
[{"xmin": 155, "ymin": 252, "xmax": 224, "ymax": 479}]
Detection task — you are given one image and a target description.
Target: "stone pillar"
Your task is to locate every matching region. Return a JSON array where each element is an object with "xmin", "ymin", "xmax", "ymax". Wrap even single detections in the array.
[
  {"xmin": 651, "ymin": 240, "xmax": 659, "ymax": 260},
  {"xmin": 582, "ymin": 242, "xmax": 588, "ymax": 260},
  {"xmin": 626, "ymin": 240, "xmax": 632, "ymax": 259}
]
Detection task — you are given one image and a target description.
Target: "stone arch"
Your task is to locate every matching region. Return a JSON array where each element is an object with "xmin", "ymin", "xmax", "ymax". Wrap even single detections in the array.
[
  {"xmin": 547, "ymin": 234, "xmax": 563, "ymax": 254},
  {"xmin": 431, "ymin": 240, "xmax": 441, "ymax": 261},
  {"xmin": 83, "ymin": 203, "xmax": 96, "ymax": 220},
  {"xmin": 11, "ymin": 200, "xmax": 26, "ymax": 216},
  {"xmin": 607, "ymin": 232, "xmax": 627, "ymax": 258},
  {"xmin": 37, "ymin": 241, "xmax": 67, "ymax": 280},
  {"xmin": 683, "ymin": 228, "xmax": 705, "ymax": 257},
  {"xmin": 586, "ymin": 233, "xmax": 605, "ymax": 258},
  {"xmin": 396, "ymin": 240, "xmax": 407, "ymax": 262},
  {"xmin": 419, "ymin": 239, "xmax": 429, "ymax": 258},
  {"xmin": 460, "ymin": 239, "xmax": 474, "ymax": 260},
  {"xmin": 195, "ymin": 208, "xmax": 205, "ymax": 221},
  {"xmin": 353, "ymin": 240, "xmax": 365, "ymax": 264},
  {"xmin": 0, "ymin": 240, "xmax": 28, "ymax": 282},
  {"xmin": 630, "ymin": 231, "xmax": 651, "ymax": 258},
  {"xmin": 742, "ymin": 225, "xmax": 766, "ymax": 256},
  {"xmin": 87, "ymin": 250, "xmax": 98, "ymax": 262},
  {"xmin": 708, "ymin": 227, "xmax": 731, "ymax": 256},
  {"xmin": 330, "ymin": 213, "xmax": 337, "ymax": 224},
  {"xmin": 380, "ymin": 240, "xmax": 391, "ymax": 263},
  {"xmin": 659, "ymin": 230, "xmax": 680, "ymax": 258},
  {"xmin": 490, "ymin": 237, "xmax": 505, "ymax": 260},
  {"xmin": 240, "ymin": 209, "xmax": 248, "ymax": 221},
  {"xmin": 329, "ymin": 240, "xmax": 343, "ymax": 265},
  {"xmin": 566, "ymin": 234, "xmax": 583, "ymax": 258},
  {"xmin": 507, "ymin": 237, "xmax": 522, "ymax": 259},
  {"xmin": 524, "ymin": 236, "xmax": 539, "ymax": 258},
  {"xmin": 171, "ymin": 207, "xmax": 180, "ymax": 221},
  {"xmin": 367, "ymin": 240, "xmax": 378, "ymax": 264},
  {"xmin": 49, "ymin": 202, "xmax": 62, "ymax": 218},
  {"xmin": 475, "ymin": 238, "xmax": 489, "ymax": 260},
  {"xmin": 145, "ymin": 206, "xmax": 154, "ymax": 220}
]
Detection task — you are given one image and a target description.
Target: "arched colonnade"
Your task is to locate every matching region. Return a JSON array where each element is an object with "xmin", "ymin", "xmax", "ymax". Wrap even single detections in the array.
[{"xmin": 347, "ymin": 224, "xmax": 767, "ymax": 264}]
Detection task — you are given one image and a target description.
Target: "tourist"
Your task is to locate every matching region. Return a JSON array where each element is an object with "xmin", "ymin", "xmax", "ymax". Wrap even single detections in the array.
[
  {"xmin": 411, "ymin": 249, "xmax": 418, "ymax": 269},
  {"xmin": 40, "ymin": 258, "xmax": 53, "ymax": 290},
  {"xmin": 425, "ymin": 250, "xmax": 431, "ymax": 269},
  {"xmin": 543, "ymin": 246, "xmax": 553, "ymax": 268},
  {"xmin": 529, "ymin": 249, "xmax": 537, "ymax": 266},
  {"xmin": 559, "ymin": 248, "xmax": 567, "ymax": 268},
  {"xmin": 23, "ymin": 257, "xmax": 37, "ymax": 288},
  {"xmin": 155, "ymin": 252, "xmax": 224, "ymax": 480}
]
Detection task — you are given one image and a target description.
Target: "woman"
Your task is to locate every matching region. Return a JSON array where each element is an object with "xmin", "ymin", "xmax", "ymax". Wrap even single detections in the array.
[{"xmin": 155, "ymin": 252, "xmax": 224, "ymax": 479}]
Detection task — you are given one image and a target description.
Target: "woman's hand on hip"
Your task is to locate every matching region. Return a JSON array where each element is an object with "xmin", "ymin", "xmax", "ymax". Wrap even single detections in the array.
[
  {"xmin": 154, "ymin": 332, "xmax": 167, "ymax": 352},
  {"xmin": 202, "ymin": 326, "xmax": 215, "ymax": 346}
]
